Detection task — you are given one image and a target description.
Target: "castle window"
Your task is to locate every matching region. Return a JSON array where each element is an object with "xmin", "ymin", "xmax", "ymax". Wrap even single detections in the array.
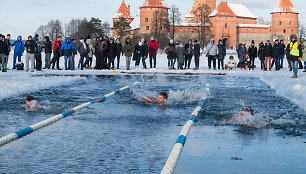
[
  {"xmin": 279, "ymin": 21, "xmax": 282, "ymax": 26},
  {"xmin": 146, "ymin": 26, "xmax": 149, "ymax": 30},
  {"xmin": 145, "ymin": 18, "xmax": 148, "ymax": 22},
  {"xmin": 289, "ymin": 22, "xmax": 292, "ymax": 25},
  {"xmin": 284, "ymin": 29, "xmax": 286, "ymax": 33},
  {"xmin": 225, "ymin": 23, "xmax": 227, "ymax": 28}
]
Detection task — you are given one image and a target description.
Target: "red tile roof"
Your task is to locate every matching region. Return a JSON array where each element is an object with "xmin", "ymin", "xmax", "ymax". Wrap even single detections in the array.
[
  {"xmin": 140, "ymin": 0, "xmax": 167, "ymax": 8},
  {"xmin": 272, "ymin": 0, "xmax": 298, "ymax": 13},
  {"xmin": 212, "ymin": 1, "xmax": 237, "ymax": 17},
  {"xmin": 114, "ymin": 1, "xmax": 132, "ymax": 19}
]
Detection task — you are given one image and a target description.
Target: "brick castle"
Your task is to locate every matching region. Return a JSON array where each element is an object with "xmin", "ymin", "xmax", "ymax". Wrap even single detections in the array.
[{"xmin": 113, "ymin": 0, "xmax": 299, "ymax": 48}]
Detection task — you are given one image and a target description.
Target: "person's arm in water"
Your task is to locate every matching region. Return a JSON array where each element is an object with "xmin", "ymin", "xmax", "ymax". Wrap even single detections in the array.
[{"xmin": 141, "ymin": 95, "xmax": 157, "ymax": 103}]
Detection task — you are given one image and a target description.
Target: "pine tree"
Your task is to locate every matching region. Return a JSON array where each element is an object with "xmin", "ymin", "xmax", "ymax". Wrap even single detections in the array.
[{"xmin": 113, "ymin": 17, "xmax": 131, "ymax": 39}]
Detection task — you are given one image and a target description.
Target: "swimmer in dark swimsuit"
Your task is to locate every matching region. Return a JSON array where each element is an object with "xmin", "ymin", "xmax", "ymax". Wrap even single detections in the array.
[{"xmin": 141, "ymin": 92, "xmax": 168, "ymax": 104}]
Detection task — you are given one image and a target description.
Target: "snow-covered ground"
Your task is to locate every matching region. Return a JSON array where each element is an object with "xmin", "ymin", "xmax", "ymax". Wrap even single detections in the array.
[{"xmin": 1, "ymin": 51, "xmax": 305, "ymax": 111}]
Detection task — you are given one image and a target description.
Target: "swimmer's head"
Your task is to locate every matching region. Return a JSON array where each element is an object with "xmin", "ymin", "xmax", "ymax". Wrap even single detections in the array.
[
  {"xmin": 157, "ymin": 92, "xmax": 168, "ymax": 103},
  {"xmin": 26, "ymin": 96, "xmax": 35, "ymax": 106},
  {"xmin": 242, "ymin": 106, "xmax": 254, "ymax": 116}
]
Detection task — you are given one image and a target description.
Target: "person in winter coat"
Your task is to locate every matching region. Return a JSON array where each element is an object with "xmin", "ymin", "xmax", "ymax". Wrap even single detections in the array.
[
  {"xmin": 217, "ymin": 40, "xmax": 226, "ymax": 70},
  {"xmin": 24, "ymin": 36, "xmax": 36, "ymax": 72},
  {"xmin": 0, "ymin": 34, "xmax": 8, "ymax": 72},
  {"xmin": 4, "ymin": 34, "xmax": 11, "ymax": 69},
  {"xmin": 134, "ymin": 39, "xmax": 147, "ymax": 69},
  {"xmin": 166, "ymin": 39, "xmax": 176, "ymax": 69},
  {"xmin": 289, "ymin": 34, "xmax": 303, "ymax": 78},
  {"xmin": 225, "ymin": 56, "xmax": 236, "ymax": 70},
  {"xmin": 50, "ymin": 36, "xmax": 62, "ymax": 70},
  {"xmin": 94, "ymin": 36, "xmax": 108, "ymax": 69},
  {"xmin": 61, "ymin": 37, "xmax": 74, "ymax": 70},
  {"xmin": 77, "ymin": 37, "xmax": 90, "ymax": 70},
  {"xmin": 193, "ymin": 40, "xmax": 201, "ymax": 70},
  {"xmin": 34, "ymin": 41, "xmax": 42, "ymax": 71},
  {"xmin": 42, "ymin": 36, "xmax": 52, "ymax": 69},
  {"xmin": 184, "ymin": 39, "xmax": 194, "ymax": 69},
  {"xmin": 302, "ymin": 42, "xmax": 306, "ymax": 72},
  {"xmin": 68, "ymin": 39, "xmax": 77, "ymax": 70},
  {"xmin": 103, "ymin": 36, "xmax": 110, "ymax": 69},
  {"xmin": 205, "ymin": 38, "xmax": 218, "ymax": 70},
  {"xmin": 175, "ymin": 42, "xmax": 186, "ymax": 70},
  {"xmin": 248, "ymin": 40, "xmax": 257, "ymax": 70},
  {"xmin": 237, "ymin": 43, "xmax": 248, "ymax": 69},
  {"xmin": 11, "ymin": 35, "xmax": 24, "ymax": 69},
  {"xmin": 86, "ymin": 39, "xmax": 95, "ymax": 68},
  {"xmin": 115, "ymin": 38, "xmax": 122, "ymax": 69},
  {"xmin": 258, "ymin": 42, "xmax": 265, "ymax": 70},
  {"xmin": 148, "ymin": 37, "xmax": 158, "ymax": 69},
  {"xmin": 264, "ymin": 40, "xmax": 273, "ymax": 71},
  {"xmin": 122, "ymin": 38, "xmax": 134, "ymax": 70},
  {"xmin": 272, "ymin": 39, "xmax": 282, "ymax": 71},
  {"xmin": 286, "ymin": 41, "xmax": 292, "ymax": 71},
  {"xmin": 280, "ymin": 40, "xmax": 286, "ymax": 68},
  {"xmin": 107, "ymin": 38, "xmax": 117, "ymax": 70}
]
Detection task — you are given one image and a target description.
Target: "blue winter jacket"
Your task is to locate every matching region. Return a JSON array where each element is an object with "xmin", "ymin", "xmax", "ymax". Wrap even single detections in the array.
[
  {"xmin": 61, "ymin": 37, "xmax": 74, "ymax": 56},
  {"xmin": 11, "ymin": 36, "xmax": 24, "ymax": 54}
]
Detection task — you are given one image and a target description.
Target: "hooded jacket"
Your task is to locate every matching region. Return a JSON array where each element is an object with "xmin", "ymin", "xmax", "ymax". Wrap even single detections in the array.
[
  {"xmin": 248, "ymin": 45, "xmax": 257, "ymax": 58},
  {"xmin": 43, "ymin": 36, "xmax": 52, "ymax": 53},
  {"xmin": 194, "ymin": 43, "xmax": 201, "ymax": 57},
  {"xmin": 148, "ymin": 40, "xmax": 158, "ymax": 55},
  {"xmin": 25, "ymin": 39, "xmax": 36, "ymax": 54},
  {"xmin": 166, "ymin": 43, "xmax": 176, "ymax": 59},
  {"xmin": 217, "ymin": 43, "xmax": 226, "ymax": 59},
  {"xmin": 272, "ymin": 43, "xmax": 282, "ymax": 58},
  {"xmin": 175, "ymin": 44, "xmax": 186, "ymax": 65},
  {"xmin": 61, "ymin": 37, "xmax": 74, "ymax": 56},
  {"xmin": 264, "ymin": 43, "xmax": 272, "ymax": 57},
  {"xmin": 11, "ymin": 36, "xmax": 24, "ymax": 54},
  {"xmin": 123, "ymin": 39, "xmax": 135, "ymax": 57},
  {"xmin": 53, "ymin": 40, "xmax": 62, "ymax": 54},
  {"xmin": 86, "ymin": 39, "xmax": 95, "ymax": 57},
  {"xmin": 205, "ymin": 41, "xmax": 218, "ymax": 56},
  {"xmin": 258, "ymin": 44, "xmax": 265, "ymax": 60},
  {"xmin": 185, "ymin": 40, "xmax": 194, "ymax": 55}
]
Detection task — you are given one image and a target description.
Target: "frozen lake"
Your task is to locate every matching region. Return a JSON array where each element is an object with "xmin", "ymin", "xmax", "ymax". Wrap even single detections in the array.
[{"xmin": 0, "ymin": 75, "xmax": 305, "ymax": 173}]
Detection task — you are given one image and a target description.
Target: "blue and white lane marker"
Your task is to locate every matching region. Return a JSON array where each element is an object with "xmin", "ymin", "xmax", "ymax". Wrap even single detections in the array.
[
  {"xmin": 0, "ymin": 81, "xmax": 139, "ymax": 147},
  {"xmin": 161, "ymin": 81, "xmax": 210, "ymax": 174}
]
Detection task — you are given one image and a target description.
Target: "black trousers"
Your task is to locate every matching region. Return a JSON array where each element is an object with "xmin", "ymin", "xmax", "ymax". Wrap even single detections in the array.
[
  {"xmin": 51, "ymin": 53, "xmax": 60, "ymax": 69},
  {"xmin": 95, "ymin": 52, "xmax": 104, "ymax": 69},
  {"xmin": 149, "ymin": 54, "xmax": 156, "ymax": 68},
  {"xmin": 208, "ymin": 55, "xmax": 216, "ymax": 69},
  {"xmin": 194, "ymin": 56, "xmax": 200, "ymax": 68},
  {"xmin": 250, "ymin": 57, "xmax": 255, "ymax": 69},
  {"xmin": 35, "ymin": 55, "xmax": 42, "ymax": 70},
  {"xmin": 217, "ymin": 59, "xmax": 224, "ymax": 70},
  {"xmin": 184, "ymin": 54, "xmax": 192, "ymax": 69},
  {"xmin": 116, "ymin": 54, "xmax": 120, "ymax": 69},
  {"xmin": 108, "ymin": 56, "xmax": 115, "ymax": 69}
]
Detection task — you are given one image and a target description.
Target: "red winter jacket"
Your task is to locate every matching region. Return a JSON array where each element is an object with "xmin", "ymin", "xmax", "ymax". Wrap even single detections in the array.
[
  {"xmin": 148, "ymin": 41, "xmax": 158, "ymax": 55},
  {"xmin": 53, "ymin": 40, "xmax": 62, "ymax": 52}
]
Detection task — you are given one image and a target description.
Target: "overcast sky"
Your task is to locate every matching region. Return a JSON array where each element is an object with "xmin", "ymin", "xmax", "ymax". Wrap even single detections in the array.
[{"xmin": 0, "ymin": 0, "xmax": 305, "ymax": 39}]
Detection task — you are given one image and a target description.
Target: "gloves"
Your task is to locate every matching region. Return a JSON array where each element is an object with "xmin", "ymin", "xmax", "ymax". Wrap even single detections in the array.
[{"xmin": 298, "ymin": 57, "xmax": 302, "ymax": 61}]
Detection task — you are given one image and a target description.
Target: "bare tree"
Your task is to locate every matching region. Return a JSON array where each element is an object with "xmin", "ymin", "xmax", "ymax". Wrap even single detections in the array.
[
  {"xmin": 193, "ymin": 4, "xmax": 212, "ymax": 47},
  {"xmin": 299, "ymin": 22, "xmax": 306, "ymax": 41},
  {"xmin": 66, "ymin": 18, "xmax": 82, "ymax": 39},
  {"xmin": 35, "ymin": 25, "xmax": 49, "ymax": 41},
  {"xmin": 102, "ymin": 22, "xmax": 111, "ymax": 36},
  {"xmin": 152, "ymin": 9, "xmax": 169, "ymax": 36},
  {"xmin": 169, "ymin": 5, "xmax": 181, "ymax": 39},
  {"xmin": 47, "ymin": 19, "xmax": 63, "ymax": 43},
  {"xmin": 257, "ymin": 17, "xmax": 271, "ymax": 25},
  {"xmin": 113, "ymin": 17, "xmax": 131, "ymax": 40}
]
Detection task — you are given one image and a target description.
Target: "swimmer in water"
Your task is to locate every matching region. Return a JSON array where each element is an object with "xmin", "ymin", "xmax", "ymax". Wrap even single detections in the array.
[
  {"xmin": 231, "ymin": 106, "xmax": 254, "ymax": 120},
  {"xmin": 25, "ymin": 95, "xmax": 40, "ymax": 112},
  {"xmin": 141, "ymin": 92, "xmax": 168, "ymax": 104}
]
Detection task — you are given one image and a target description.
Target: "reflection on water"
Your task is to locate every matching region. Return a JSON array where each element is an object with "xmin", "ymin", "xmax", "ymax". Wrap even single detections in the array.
[{"xmin": 0, "ymin": 75, "xmax": 305, "ymax": 174}]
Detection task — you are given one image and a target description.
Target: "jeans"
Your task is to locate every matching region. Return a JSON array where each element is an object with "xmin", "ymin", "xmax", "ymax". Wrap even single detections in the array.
[
  {"xmin": 274, "ymin": 55, "xmax": 280, "ymax": 70},
  {"xmin": 0, "ymin": 54, "xmax": 5, "ymax": 70},
  {"xmin": 260, "ymin": 60, "xmax": 265, "ymax": 70},
  {"xmin": 292, "ymin": 61, "xmax": 299, "ymax": 76},
  {"xmin": 64, "ymin": 55, "xmax": 73, "ymax": 70},
  {"xmin": 116, "ymin": 54, "xmax": 120, "ymax": 69},
  {"xmin": 304, "ymin": 61, "xmax": 306, "ymax": 70},
  {"xmin": 80, "ymin": 53, "xmax": 89, "ymax": 70},
  {"xmin": 13, "ymin": 52, "xmax": 22, "ymax": 68},
  {"xmin": 173, "ymin": 58, "xmax": 177, "ymax": 68},
  {"xmin": 280, "ymin": 54, "xmax": 284, "ymax": 68},
  {"xmin": 35, "ymin": 54, "xmax": 42, "ymax": 70},
  {"xmin": 45, "ymin": 53, "xmax": 51, "ymax": 69},
  {"xmin": 168, "ymin": 59, "xmax": 174, "ymax": 67},
  {"xmin": 217, "ymin": 59, "xmax": 224, "ymax": 70},
  {"xmin": 249, "ymin": 57, "xmax": 255, "ymax": 69},
  {"xmin": 194, "ymin": 56, "xmax": 200, "ymax": 69},
  {"xmin": 149, "ymin": 54, "xmax": 156, "ymax": 68},
  {"xmin": 184, "ymin": 54, "xmax": 192, "ymax": 69},
  {"xmin": 136, "ymin": 56, "xmax": 146, "ymax": 68}
]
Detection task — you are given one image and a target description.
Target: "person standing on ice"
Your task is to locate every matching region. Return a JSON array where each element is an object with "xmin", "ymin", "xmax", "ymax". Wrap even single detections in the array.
[
  {"xmin": 217, "ymin": 40, "xmax": 226, "ymax": 70},
  {"xmin": 134, "ymin": 38, "xmax": 147, "ymax": 69},
  {"xmin": 0, "ymin": 34, "xmax": 8, "ymax": 72},
  {"xmin": 122, "ymin": 37, "xmax": 134, "ymax": 70},
  {"xmin": 264, "ymin": 40, "xmax": 272, "ymax": 71},
  {"xmin": 286, "ymin": 41, "xmax": 292, "ymax": 71},
  {"xmin": 302, "ymin": 42, "xmax": 306, "ymax": 72},
  {"xmin": 115, "ymin": 38, "xmax": 122, "ymax": 69},
  {"xmin": 4, "ymin": 34, "xmax": 11, "ymax": 70},
  {"xmin": 205, "ymin": 38, "xmax": 218, "ymax": 70},
  {"xmin": 248, "ymin": 40, "xmax": 257, "ymax": 70},
  {"xmin": 94, "ymin": 36, "xmax": 107, "ymax": 70},
  {"xmin": 237, "ymin": 43, "xmax": 247, "ymax": 69},
  {"xmin": 34, "ymin": 41, "xmax": 42, "ymax": 71},
  {"xmin": 289, "ymin": 34, "xmax": 303, "ymax": 78},
  {"xmin": 11, "ymin": 35, "xmax": 24, "ymax": 69},
  {"xmin": 50, "ymin": 36, "xmax": 62, "ymax": 70},
  {"xmin": 280, "ymin": 40, "xmax": 286, "ymax": 69},
  {"xmin": 175, "ymin": 41, "xmax": 186, "ymax": 70},
  {"xmin": 61, "ymin": 37, "xmax": 74, "ymax": 70},
  {"xmin": 193, "ymin": 40, "xmax": 201, "ymax": 70},
  {"xmin": 107, "ymin": 38, "xmax": 116, "ymax": 70},
  {"xmin": 166, "ymin": 39, "xmax": 176, "ymax": 70},
  {"xmin": 148, "ymin": 36, "xmax": 158, "ymax": 69},
  {"xmin": 24, "ymin": 36, "xmax": 36, "ymax": 72},
  {"xmin": 258, "ymin": 42, "xmax": 265, "ymax": 70},
  {"xmin": 272, "ymin": 39, "xmax": 282, "ymax": 71},
  {"xmin": 77, "ymin": 37, "xmax": 90, "ymax": 70},
  {"xmin": 86, "ymin": 38, "xmax": 94, "ymax": 68},
  {"xmin": 42, "ymin": 36, "xmax": 52, "ymax": 69},
  {"xmin": 184, "ymin": 39, "xmax": 194, "ymax": 69}
]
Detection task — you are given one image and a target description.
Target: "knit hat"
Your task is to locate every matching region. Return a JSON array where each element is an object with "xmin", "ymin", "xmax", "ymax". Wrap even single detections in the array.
[
  {"xmin": 290, "ymin": 34, "xmax": 298, "ymax": 41},
  {"xmin": 251, "ymin": 40, "xmax": 255, "ymax": 44},
  {"xmin": 151, "ymin": 36, "xmax": 155, "ymax": 41},
  {"xmin": 36, "ymin": 40, "xmax": 40, "ymax": 44}
]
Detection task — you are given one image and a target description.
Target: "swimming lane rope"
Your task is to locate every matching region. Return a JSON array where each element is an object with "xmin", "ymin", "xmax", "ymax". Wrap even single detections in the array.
[
  {"xmin": 161, "ymin": 81, "xmax": 210, "ymax": 174},
  {"xmin": 0, "ymin": 81, "xmax": 139, "ymax": 147}
]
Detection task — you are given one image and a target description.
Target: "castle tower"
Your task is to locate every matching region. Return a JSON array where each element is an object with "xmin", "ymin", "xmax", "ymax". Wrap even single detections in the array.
[
  {"xmin": 185, "ymin": 0, "xmax": 216, "ymax": 23},
  {"xmin": 112, "ymin": 1, "xmax": 134, "ymax": 37},
  {"xmin": 139, "ymin": 0, "xmax": 169, "ymax": 34},
  {"xmin": 271, "ymin": 0, "xmax": 299, "ymax": 41}
]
